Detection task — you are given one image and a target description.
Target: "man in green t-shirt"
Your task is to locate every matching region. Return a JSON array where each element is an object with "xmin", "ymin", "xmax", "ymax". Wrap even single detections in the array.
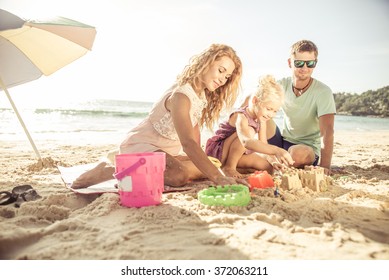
[{"xmin": 268, "ymin": 40, "xmax": 336, "ymax": 175}]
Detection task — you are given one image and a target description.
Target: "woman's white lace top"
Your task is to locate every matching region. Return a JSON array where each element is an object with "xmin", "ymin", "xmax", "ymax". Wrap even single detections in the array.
[{"xmin": 151, "ymin": 83, "xmax": 207, "ymax": 140}]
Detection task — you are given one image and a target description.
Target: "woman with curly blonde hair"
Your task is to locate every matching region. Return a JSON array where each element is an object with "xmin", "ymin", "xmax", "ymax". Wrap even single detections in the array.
[
  {"xmin": 205, "ymin": 75, "xmax": 294, "ymax": 178},
  {"xmin": 72, "ymin": 44, "xmax": 244, "ymax": 188}
]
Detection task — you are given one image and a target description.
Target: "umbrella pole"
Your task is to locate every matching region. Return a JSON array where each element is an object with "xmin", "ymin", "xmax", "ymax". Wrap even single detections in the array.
[{"xmin": 0, "ymin": 78, "xmax": 42, "ymax": 161}]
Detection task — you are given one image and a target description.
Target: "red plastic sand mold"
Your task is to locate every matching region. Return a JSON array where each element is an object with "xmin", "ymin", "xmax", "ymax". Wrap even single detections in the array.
[{"xmin": 247, "ymin": 170, "xmax": 274, "ymax": 190}]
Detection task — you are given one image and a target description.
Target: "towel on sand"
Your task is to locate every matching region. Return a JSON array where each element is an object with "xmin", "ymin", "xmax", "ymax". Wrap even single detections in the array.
[
  {"xmin": 58, "ymin": 164, "xmax": 118, "ymax": 194},
  {"xmin": 58, "ymin": 164, "xmax": 198, "ymax": 194}
]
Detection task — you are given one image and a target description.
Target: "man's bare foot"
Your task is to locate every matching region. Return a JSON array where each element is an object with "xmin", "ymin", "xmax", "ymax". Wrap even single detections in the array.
[
  {"xmin": 71, "ymin": 162, "xmax": 115, "ymax": 189},
  {"xmin": 222, "ymin": 167, "xmax": 245, "ymax": 178}
]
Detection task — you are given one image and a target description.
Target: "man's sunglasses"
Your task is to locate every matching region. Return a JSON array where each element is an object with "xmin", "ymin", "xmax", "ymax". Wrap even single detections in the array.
[{"xmin": 294, "ymin": 60, "xmax": 317, "ymax": 68}]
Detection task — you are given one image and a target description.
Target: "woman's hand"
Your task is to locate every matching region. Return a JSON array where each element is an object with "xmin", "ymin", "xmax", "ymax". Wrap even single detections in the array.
[{"xmin": 212, "ymin": 175, "xmax": 248, "ymax": 187}]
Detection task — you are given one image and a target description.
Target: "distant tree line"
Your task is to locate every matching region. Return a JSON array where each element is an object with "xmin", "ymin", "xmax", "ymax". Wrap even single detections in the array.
[{"xmin": 334, "ymin": 85, "xmax": 389, "ymax": 117}]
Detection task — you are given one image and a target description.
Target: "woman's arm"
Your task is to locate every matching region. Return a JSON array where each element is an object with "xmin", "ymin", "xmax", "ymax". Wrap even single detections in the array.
[
  {"xmin": 193, "ymin": 123, "xmax": 201, "ymax": 146},
  {"xmin": 168, "ymin": 92, "xmax": 234, "ymax": 184}
]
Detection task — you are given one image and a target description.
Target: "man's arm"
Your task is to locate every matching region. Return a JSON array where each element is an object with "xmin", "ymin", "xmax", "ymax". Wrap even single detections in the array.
[{"xmin": 319, "ymin": 114, "xmax": 335, "ymax": 175}]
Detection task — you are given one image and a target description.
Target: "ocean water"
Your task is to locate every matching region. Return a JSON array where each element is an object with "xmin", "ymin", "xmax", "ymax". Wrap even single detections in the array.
[{"xmin": 1, "ymin": 99, "xmax": 389, "ymax": 145}]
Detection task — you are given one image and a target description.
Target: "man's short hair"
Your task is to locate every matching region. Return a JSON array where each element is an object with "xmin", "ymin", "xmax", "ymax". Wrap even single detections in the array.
[{"xmin": 290, "ymin": 40, "xmax": 318, "ymax": 58}]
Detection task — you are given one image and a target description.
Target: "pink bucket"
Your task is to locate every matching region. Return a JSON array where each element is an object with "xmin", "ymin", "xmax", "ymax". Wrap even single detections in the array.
[{"xmin": 114, "ymin": 152, "xmax": 165, "ymax": 208}]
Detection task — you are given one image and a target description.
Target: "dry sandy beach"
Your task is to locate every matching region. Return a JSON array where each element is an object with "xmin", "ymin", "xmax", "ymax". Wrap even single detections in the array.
[{"xmin": 0, "ymin": 130, "xmax": 388, "ymax": 260}]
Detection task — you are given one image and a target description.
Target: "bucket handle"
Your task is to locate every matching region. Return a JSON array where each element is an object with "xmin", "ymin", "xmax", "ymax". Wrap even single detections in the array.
[{"xmin": 114, "ymin": 158, "xmax": 146, "ymax": 180}]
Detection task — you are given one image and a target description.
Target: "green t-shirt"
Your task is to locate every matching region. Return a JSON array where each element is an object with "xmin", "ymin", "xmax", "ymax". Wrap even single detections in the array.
[{"xmin": 279, "ymin": 77, "xmax": 336, "ymax": 155}]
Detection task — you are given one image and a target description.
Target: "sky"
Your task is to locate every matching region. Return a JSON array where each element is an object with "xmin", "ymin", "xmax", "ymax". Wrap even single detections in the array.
[{"xmin": 1, "ymin": 0, "xmax": 388, "ymax": 106}]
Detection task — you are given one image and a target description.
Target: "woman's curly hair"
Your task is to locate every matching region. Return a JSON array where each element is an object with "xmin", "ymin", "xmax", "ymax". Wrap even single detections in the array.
[{"xmin": 176, "ymin": 44, "xmax": 242, "ymax": 130}]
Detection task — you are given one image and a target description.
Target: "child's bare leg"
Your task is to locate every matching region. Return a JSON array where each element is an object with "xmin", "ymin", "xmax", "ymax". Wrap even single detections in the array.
[
  {"xmin": 221, "ymin": 133, "xmax": 246, "ymax": 178},
  {"xmin": 237, "ymin": 153, "xmax": 273, "ymax": 174},
  {"xmin": 71, "ymin": 162, "xmax": 115, "ymax": 189}
]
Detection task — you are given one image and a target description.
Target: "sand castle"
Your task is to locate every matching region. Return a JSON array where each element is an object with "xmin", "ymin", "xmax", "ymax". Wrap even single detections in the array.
[{"xmin": 278, "ymin": 166, "xmax": 331, "ymax": 192}]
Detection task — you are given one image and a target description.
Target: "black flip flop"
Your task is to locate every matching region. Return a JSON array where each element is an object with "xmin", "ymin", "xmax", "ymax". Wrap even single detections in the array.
[
  {"xmin": 0, "ymin": 191, "xmax": 17, "ymax": 205},
  {"xmin": 0, "ymin": 185, "xmax": 41, "ymax": 206}
]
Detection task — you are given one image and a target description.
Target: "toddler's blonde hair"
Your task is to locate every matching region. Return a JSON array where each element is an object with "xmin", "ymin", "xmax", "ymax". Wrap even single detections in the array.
[{"xmin": 253, "ymin": 75, "xmax": 284, "ymax": 105}]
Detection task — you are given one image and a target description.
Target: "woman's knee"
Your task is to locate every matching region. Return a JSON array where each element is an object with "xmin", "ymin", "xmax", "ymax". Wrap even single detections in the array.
[
  {"xmin": 164, "ymin": 155, "xmax": 190, "ymax": 186},
  {"xmin": 164, "ymin": 169, "xmax": 190, "ymax": 187}
]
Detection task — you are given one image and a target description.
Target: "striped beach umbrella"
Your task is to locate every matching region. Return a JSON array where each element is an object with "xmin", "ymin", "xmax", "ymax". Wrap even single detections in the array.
[{"xmin": 0, "ymin": 9, "xmax": 96, "ymax": 161}]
